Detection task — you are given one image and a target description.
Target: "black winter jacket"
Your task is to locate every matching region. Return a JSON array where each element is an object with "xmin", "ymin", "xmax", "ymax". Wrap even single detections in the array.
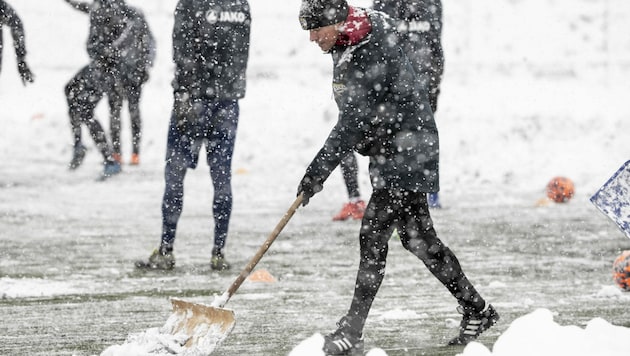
[
  {"xmin": 373, "ymin": 0, "xmax": 443, "ymax": 71},
  {"xmin": 0, "ymin": 0, "xmax": 27, "ymax": 75},
  {"xmin": 372, "ymin": 0, "xmax": 444, "ymax": 112},
  {"xmin": 85, "ymin": 1, "xmax": 128, "ymax": 69},
  {"xmin": 172, "ymin": 0, "xmax": 251, "ymax": 100},
  {"xmin": 304, "ymin": 9, "xmax": 439, "ymax": 192},
  {"xmin": 373, "ymin": 0, "xmax": 442, "ymax": 37},
  {"xmin": 65, "ymin": 0, "xmax": 155, "ymax": 77},
  {"xmin": 115, "ymin": 6, "xmax": 155, "ymax": 77}
]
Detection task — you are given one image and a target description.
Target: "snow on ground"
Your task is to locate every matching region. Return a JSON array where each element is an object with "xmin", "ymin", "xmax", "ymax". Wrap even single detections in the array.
[
  {"xmin": 2, "ymin": 0, "xmax": 630, "ymax": 355},
  {"xmin": 458, "ymin": 308, "xmax": 630, "ymax": 356},
  {"xmin": 0, "ymin": 276, "xmax": 81, "ymax": 299}
]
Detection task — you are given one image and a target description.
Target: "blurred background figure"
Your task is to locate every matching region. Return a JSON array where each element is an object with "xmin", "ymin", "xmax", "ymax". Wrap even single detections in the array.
[
  {"xmin": 110, "ymin": 4, "xmax": 154, "ymax": 166},
  {"xmin": 374, "ymin": 0, "xmax": 444, "ymax": 208},
  {"xmin": 333, "ymin": 153, "xmax": 366, "ymax": 221},
  {"xmin": 62, "ymin": 0, "xmax": 131, "ymax": 179},
  {"xmin": 64, "ymin": 0, "xmax": 155, "ymax": 166},
  {"xmin": 0, "ymin": 0, "xmax": 34, "ymax": 85}
]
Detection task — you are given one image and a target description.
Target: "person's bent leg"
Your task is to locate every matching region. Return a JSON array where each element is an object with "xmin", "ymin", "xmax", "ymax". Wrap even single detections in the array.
[
  {"xmin": 69, "ymin": 64, "xmax": 120, "ymax": 179},
  {"xmin": 399, "ymin": 191, "xmax": 484, "ymax": 309},
  {"xmin": 65, "ymin": 66, "xmax": 92, "ymax": 169},
  {"xmin": 398, "ymin": 191, "xmax": 498, "ymax": 344}
]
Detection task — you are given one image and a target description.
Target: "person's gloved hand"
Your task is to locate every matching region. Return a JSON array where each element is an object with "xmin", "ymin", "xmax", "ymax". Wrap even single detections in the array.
[
  {"xmin": 297, "ymin": 174, "xmax": 323, "ymax": 207},
  {"xmin": 173, "ymin": 91, "xmax": 196, "ymax": 133},
  {"xmin": 17, "ymin": 60, "xmax": 34, "ymax": 86}
]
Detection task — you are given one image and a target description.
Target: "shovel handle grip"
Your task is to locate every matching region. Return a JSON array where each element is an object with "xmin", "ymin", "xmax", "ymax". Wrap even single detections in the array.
[{"xmin": 223, "ymin": 193, "xmax": 304, "ymax": 303}]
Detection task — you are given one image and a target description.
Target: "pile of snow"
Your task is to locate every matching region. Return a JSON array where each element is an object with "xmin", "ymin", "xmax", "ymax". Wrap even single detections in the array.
[
  {"xmin": 595, "ymin": 285, "xmax": 630, "ymax": 299},
  {"xmin": 458, "ymin": 308, "xmax": 630, "ymax": 356},
  {"xmin": 100, "ymin": 327, "xmax": 190, "ymax": 356}
]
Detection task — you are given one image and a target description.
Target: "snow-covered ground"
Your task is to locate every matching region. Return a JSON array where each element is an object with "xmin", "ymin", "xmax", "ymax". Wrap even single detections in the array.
[{"xmin": 1, "ymin": 0, "xmax": 630, "ymax": 355}]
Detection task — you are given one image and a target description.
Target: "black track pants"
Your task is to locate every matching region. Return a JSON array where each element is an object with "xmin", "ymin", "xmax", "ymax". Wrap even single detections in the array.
[
  {"xmin": 347, "ymin": 188, "xmax": 485, "ymax": 330},
  {"xmin": 65, "ymin": 63, "xmax": 116, "ymax": 161},
  {"xmin": 339, "ymin": 153, "xmax": 361, "ymax": 199}
]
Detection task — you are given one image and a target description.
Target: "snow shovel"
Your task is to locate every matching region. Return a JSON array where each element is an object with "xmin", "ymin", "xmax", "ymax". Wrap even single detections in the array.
[{"xmin": 162, "ymin": 193, "xmax": 304, "ymax": 354}]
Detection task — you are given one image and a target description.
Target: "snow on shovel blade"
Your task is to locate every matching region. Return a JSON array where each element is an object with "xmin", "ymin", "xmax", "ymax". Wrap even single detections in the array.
[
  {"xmin": 156, "ymin": 195, "xmax": 303, "ymax": 355},
  {"xmin": 161, "ymin": 298, "xmax": 235, "ymax": 355}
]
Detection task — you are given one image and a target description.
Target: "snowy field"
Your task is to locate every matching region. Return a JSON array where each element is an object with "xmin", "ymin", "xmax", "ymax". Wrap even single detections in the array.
[{"xmin": 1, "ymin": 0, "xmax": 630, "ymax": 355}]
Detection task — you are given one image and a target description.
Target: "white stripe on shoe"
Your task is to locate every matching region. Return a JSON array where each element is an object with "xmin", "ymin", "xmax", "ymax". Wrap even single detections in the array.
[
  {"xmin": 332, "ymin": 337, "xmax": 353, "ymax": 351},
  {"xmin": 464, "ymin": 319, "xmax": 483, "ymax": 335}
]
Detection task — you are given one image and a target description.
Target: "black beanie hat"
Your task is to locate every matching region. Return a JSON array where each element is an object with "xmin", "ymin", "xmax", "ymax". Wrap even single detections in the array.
[{"xmin": 299, "ymin": 0, "xmax": 349, "ymax": 30}]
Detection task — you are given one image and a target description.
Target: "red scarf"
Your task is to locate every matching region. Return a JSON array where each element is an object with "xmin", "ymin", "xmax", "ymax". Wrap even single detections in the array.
[{"xmin": 336, "ymin": 7, "xmax": 372, "ymax": 46}]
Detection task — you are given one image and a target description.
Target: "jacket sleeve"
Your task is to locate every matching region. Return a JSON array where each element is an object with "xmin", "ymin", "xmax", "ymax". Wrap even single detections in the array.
[
  {"xmin": 87, "ymin": 7, "xmax": 125, "ymax": 65},
  {"xmin": 304, "ymin": 61, "xmax": 376, "ymax": 184},
  {"xmin": 305, "ymin": 41, "xmax": 402, "ymax": 184},
  {"xmin": 139, "ymin": 12, "xmax": 156, "ymax": 68},
  {"xmin": 1, "ymin": 2, "xmax": 28, "ymax": 60},
  {"xmin": 111, "ymin": 7, "xmax": 140, "ymax": 53},
  {"xmin": 63, "ymin": 0, "xmax": 91, "ymax": 13},
  {"xmin": 304, "ymin": 120, "xmax": 357, "ymax": 186},
  {"xmin": 172, "ymin": 0, "xmax": 199, "ymax": 93}
]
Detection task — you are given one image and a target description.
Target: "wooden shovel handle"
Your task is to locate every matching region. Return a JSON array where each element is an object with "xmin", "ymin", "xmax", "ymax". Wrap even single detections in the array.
[{"xmin": 224, "ymin": 193, "xmax": 304, "ymax": 301}]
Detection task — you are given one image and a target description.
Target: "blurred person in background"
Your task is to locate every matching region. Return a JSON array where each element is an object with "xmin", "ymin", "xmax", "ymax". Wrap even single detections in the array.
[
  {"xmin": 374, "ymin": 0, "xmax": 444, "ymax": 208},
  {"xmin": 332, "ymin": 153, "xmax": 366, "ymax": 221},
  {"xmin": 64, "ymin": 0, "xmax": 155, "ymax": 167},
  {"xmin": 62, "ymin": 0, "xmax": 130, "ymax": 179},
  {"xmin": 0, "ymin": 0, "xmax": 34, "ymax": 85}
]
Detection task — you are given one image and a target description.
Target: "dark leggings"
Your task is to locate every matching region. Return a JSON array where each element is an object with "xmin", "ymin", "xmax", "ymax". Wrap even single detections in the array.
[
  {"xmin": 339, "ymin": 152, "xmax": 361, "ymax": 199},
  {"xmin": 160, "ymin": 100, "xmax": 239, "ymax": 251},
  {"xmin": 65, "ymin": 64, "xmax": 116, "ymax": 161},
  {"xmin": 109, "ymin": 74, "xmax": 146, "ymax": 155},
  {"xmin": 347, "ymin": 188, "xmax": 485, "ymax": 331}
]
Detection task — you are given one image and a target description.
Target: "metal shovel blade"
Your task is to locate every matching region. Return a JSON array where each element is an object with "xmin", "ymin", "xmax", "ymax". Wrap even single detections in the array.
[{"xmin": 162, "ymin": 298, "xmax": 235, "ymax": 354}]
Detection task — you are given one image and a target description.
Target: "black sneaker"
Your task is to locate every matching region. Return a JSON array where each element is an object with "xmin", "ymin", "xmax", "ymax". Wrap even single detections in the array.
[
  {"xmin": 135, "ymin": 248, "xmax": 175, "ymax": 270},
  {"xmin": 323, "ymin": 316, "xmax": 364, "ymax": 356},
  {"xmin": 69, "ymin": 144, "xmax": 87, "ymax": 170},
  {"xmin": 211, "ymin": 247, "xmax": 231, "ymax": 271},
  {"xmin": 448, "ymin": 303, "xmax": 499, "ymax": 345}
]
